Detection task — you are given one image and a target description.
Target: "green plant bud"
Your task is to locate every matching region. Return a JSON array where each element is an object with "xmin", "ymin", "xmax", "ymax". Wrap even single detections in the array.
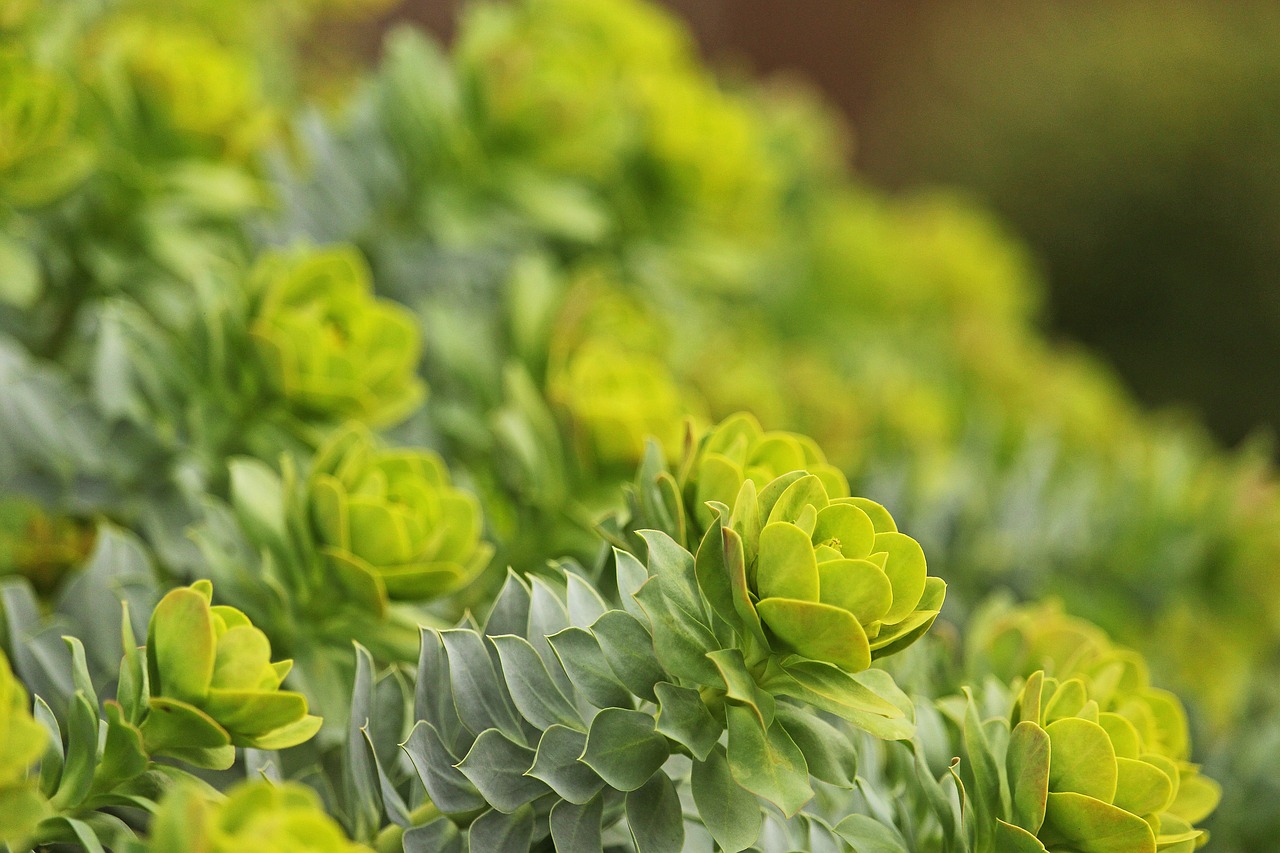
[
  {"xmin": 250, "ymin": 247, "xmax": 425, "ymax": 428},
  {"xmin": 309, "ymin": 424, "xmax": 493, "ymax": 605},
  {"xmin": 0, "ymin": 49, "xmax": 92, "ymax": 207},
  {"xmin": 148, "ymin": 780, "xmax": 371, "ymax": 853},
  {"xmin": 0, "ymin": 650, "xmax": 50, "ymax": 846},
  {"xmin": 687, "ymin": 412, "xmax": 849, "ymax": 531},
  {"xmin": 549, "ymin": 339, "xmax": 690, "ymax": 467},
  {"xmin": 999, "ymin": 669, "xmax": 1218, "ymax": 853},
  {"xmin": 143, "ymin": 581, "xmax": 321, "ymax": 766},
  {"xmin": 0, "ymin": 498, "xmax": 95, "ymax": 596}
]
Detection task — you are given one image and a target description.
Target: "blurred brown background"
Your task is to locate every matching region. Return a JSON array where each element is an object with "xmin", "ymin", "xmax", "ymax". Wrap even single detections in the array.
[{"xmin": 373, "ymin": 0, "xmax": 1280, "ymax": 450}]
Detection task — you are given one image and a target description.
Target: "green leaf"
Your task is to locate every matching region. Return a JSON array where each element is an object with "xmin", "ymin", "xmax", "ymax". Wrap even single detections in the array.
[
  {"xmin": 614, "ymin": 548, "xmax": 650, "ymax": 622},
  {"xmin": 1043, "ymin": 791, "xmax": 1156, "ymax": 853},
  {"xmin": 707, "ymin": 648, "xmax": 775, "ymax": 729},
  {"xmin": 547, "ymin": 627, "xmax": 633, "ymax": 710},
  {"xmin": 832, "ymin": 814, "xmax": 910, "ymax": 853},
  {"xmin": 693, "ymin": 508, "xmax": 743, "ymax": 630},
  {"xmin": 0, "ymin": 785, "xmax": 51, "ymax": 844},
  {"xmin": 52, "ymin": 692, "xmax": 101, "ymax": 810},
  {"xmin": 439, "ymin": 630, "xmax": 523, "ymax": 742},
  {"xmin": 491, "ymin": 635, "xmax": 581, "ymax": 730},
  {"xmin": 0, "ymin": 234, "xmax": 40, "ymax": 308},
  {"xmin": 626, "ymin": 771, "xmax": 684, "ymax": 853},
  {"xmin": 996, "ymin": 820, "xmax": 1050, "ymax": 852},
  {"xmin": 63, "ymin": 637, "xmax": 99, "ymax": 713},
  {"xmin": 580, "ymin": 708, "xmax": 670, "ymax": 792},
  {"xmin": 415, "ymin": 629, "xmax": 464, "ymax": 754},
  {"xmin": 691, "ymin": 745, "xmax": 762, "ymax": 853},
  {"xmin": 591, "ymin": 610, "xmax": 666, "ymax": 703},
  {"xmin": 725, "ymin": 703, "xmax": 813, "ymax": 817},
  {"xmin": 765, "ymin": 475, "xmax": 829, "ymax": 526},
  {"xmin": 870, "ymin": 532, "xmax": 928, "ymax": 624},
  {"xmin": 526, "ymin": 725, "xmax": 604, "ymax": 805},
  {"xmin": 961, "ymin": 691, "xmax": 1004, "ymax": 852},
  {"xmin": 484, "ymin": 570, "xmax": 532, "ymax": 638},
  {"xmin": 634, "ymin": 579, "xmax": 722, "ymax": 685},
  {"xmin": 757, "ymin": 597, "xmax": 871, "ymax": 672},
  {"xmin": 91, "ymin": 703, "xmax": 148, "ymax": 798},
  {"xmin": 148, "ymin": 586, "xmax": 216, "ymax": 704},
  {"xmin": 653, "ymin": 682, "xmax": 720, "ymax": 761},
  {"xmin": 637, "ymin": 530, "xmax": 706, "ymax": 626},
  {"xmin": 775, "ymin": 704, "xmax": 858, "ymax": 788},
  {"xmin": 549, "ymin": 795, "xmax": 604, "ymax": 853},
  {"xmin": 229, "ymin": 458, "xmax": 287, "ymax": 549},
  {"xmin": 402, "ymin": 721, "xmax": 486, "ymax": 815},
  {"xmin": 402, "ymin": 818, "xmax": 462, "ymax": 853},
  {"xmin": 1046, "ymin": 717, "xmax": 1118, "ymax": 802},
  {"xmin": 757, "ymin": 522, "xmax": 820, "ymax": 601},
  {"xmin": 468, "ymin": 805, "xmax": 534, "ymax": 853},
  {"xmin": 455, "ymin": 729, "xmax": 550, "ymax": 814},
  {"xmin": 1112, "ymin": 757, "xmax": 1173, "ymax": 818},
  {"xmin": 1007, "ymin": 720, "xmax": 1050, "ymax": 833},
  {"xmin": 565, "ymin": 572, "xmax": 609, "ymax": 628},
  {"xmin": 765, "ymin": 660, "xmax": 911, "ymax": 739}
]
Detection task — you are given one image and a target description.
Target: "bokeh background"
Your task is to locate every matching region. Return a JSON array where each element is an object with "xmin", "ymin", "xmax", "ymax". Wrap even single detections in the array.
[{"xmin": 368, "ymin": 0, "xmax": 1280, "ymax": 450}]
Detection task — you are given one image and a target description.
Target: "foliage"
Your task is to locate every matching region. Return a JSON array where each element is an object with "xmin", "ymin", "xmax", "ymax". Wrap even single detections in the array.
[{"xmin": 0, "ymin": 0, "xmax": 1266, "ymax": 850}]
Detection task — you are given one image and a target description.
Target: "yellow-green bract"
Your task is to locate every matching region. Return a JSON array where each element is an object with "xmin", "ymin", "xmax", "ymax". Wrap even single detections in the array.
[
  {"xmin": 697, "ymin": 414, "xmax": 945, "ymax": 673},
  {"xmin": 1000, "ymin": 670, "xmax": 1218, "ymax": 853},
  {"xmin": 309, "ymin": 424, "xmax": 492, "ymax": 606},
  {"xmin": 250, "ymin": 246, "xmax": 425, "ymax": 428},
  {"xmin": 148, "ymin": 781, "xmax": 370, "ymax": 853},
  {"xmin": 142, "ymin": 581, "xmax": 321, "ymax": 767}
]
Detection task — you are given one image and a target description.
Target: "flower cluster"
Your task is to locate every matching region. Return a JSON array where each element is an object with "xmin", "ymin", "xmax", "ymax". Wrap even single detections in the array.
[{"xmin": 250, "ymin": 248, "xmax": 425, "ymax": 429}]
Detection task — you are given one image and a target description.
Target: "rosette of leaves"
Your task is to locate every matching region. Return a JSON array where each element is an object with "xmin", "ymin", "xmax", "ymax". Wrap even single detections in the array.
[
  {"xmin": 548, "ymin": 338, "xmax": 690, "ymax": 469},
  {"xmin": 249, "ymin": 246, "xmax": 425, "ymax": 430},
  {"xmin": 309, "ymin": 424, "xmax": 492, "ymax": 604},
  {"xmin": 140, "ymin": 580, "xmax": 321, "ymax": 768},
  {"xmin": 144, "ymin": 781, "xmax": 371, "ymax": 853},
  {"xmin": 682, "ymin": 412, "xmax": 850, "ymax": 534},
  {"xmin": 0, "ymin": 649, "xmax": 48, "ymax": 848},
  {"xmin": 0, "ymin": 569, "xmax": 227, "ymax": 853},
  {"xmin": 619, "ymin": 413, "xmax": 946, "ymax": 675},
  {"xmin": 0, "ymin": 49, "xmax": 93, "ymax": 209},
  {"xmin": 990, "ymin": 670, "xmax": 1217, "ymax": 852},
  {"xmin": 85, "ymin": 16, "xmax": 272, "ymax": 161},
  {"xmin": 967, "ymin": 599, "xmax": 1214, "ymax": 768}
]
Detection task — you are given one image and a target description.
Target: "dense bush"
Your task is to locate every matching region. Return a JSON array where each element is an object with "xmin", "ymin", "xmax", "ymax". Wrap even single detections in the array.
[{"xmin": 0, "ymin": 0, "xmax": 1272, "ymax": 850}]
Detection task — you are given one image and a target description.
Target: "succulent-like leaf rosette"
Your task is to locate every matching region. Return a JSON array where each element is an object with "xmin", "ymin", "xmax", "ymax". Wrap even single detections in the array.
[
  {"xmin": 149, "ymin": 781, "xmax": 370, "ymax": 853},
  {"xmin": 687, "ymin": 412, "xmax": 848, "ymax": 531},
  {"xmin": 142, "ymin": 581, "xmax": 321, "ymax": 768},
  {"xmin": 998, "ymin": 670, "xmax": 1218, "ymax": 853},
  {"xmin": 681, "ymin": 414, "xmax": 944, "ymax": 674},
  {"xmin": 736, "ymin": 471, "xmax": 944, "ymax": 673},
  {"xmin": 309, "ymin": 425, "xmax": 493, "ymax": 607},
  {"xmin": 0, "ymin": 49, "xmax": 92, "ymax": 208},
  {"xmin": 0, "ymin": 650, "xmax": 49, "ymax": 847},
  {"xmin": 250, "ymin": 247, "xmax": 425, "ymax": 429},
  {"xmin": 549, "ymin": 339, "xmax": 689, "ymax": 467}
]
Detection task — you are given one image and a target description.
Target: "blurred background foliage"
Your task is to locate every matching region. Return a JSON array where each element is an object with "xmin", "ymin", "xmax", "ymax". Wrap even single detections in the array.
[{"xmin": 659, "ymin": 0, "xmax": 1280, "ymax": 452}]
